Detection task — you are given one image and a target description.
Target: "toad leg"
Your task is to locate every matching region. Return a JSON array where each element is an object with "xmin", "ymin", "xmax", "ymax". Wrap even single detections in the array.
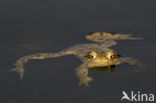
[
  {"xmin": 76, "ymin": 63, "xmax": 93, "ymax": 87},
  {"xmin": 10, "ymin": 50, "xmax": 74, "ymax": 79}
]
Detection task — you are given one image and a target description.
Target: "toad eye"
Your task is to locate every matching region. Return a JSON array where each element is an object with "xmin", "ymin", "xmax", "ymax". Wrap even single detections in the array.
[
  {"xmin": 84, "ymin": 51, "xmax": 98, "ymax": 60},
  {"xmin": 91, "ymin": 54, "xmax": 96, "ymax": 59},
  {"xmin": 110, "ymin": 55, "xmax": 115, "ymax": 59},
  {"xmin": 108, "ymin": 54, "xmax": 116, "ymax": 60},
  {"xmin": 84, "ymin": 54, "xmax": 96, "ymax": 59}
]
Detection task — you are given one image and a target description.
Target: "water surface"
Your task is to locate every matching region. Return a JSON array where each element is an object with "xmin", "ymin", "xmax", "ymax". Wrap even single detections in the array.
[{"xmin": 0, "ymin": 0, "xmax": 156, "ymax": 103}]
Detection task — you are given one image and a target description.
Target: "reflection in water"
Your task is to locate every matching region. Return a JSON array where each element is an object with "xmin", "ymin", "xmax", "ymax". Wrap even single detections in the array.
[
  {"xmin": 10, "ymin": 32, "xmax": 145, "ymax": 87},
  {"xmin": 90, "ymin": 65, "xmax": 116, "ymax": 72}
]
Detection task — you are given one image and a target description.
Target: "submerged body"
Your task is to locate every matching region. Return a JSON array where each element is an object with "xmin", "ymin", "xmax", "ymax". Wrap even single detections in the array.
[{"xmin": 11, "ymin": 32, "xmax": 144, "ymax": 87}]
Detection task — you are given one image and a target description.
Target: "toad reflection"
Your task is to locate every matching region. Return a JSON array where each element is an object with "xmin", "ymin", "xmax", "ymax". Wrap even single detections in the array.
[{"xmin": 11, "ymin": 32, "xmax": 144, "ymax": 87}]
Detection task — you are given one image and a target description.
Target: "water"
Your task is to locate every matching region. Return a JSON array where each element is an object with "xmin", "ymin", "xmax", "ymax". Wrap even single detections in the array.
[{"xmin": 0, "ymin": 0, "xmax": 156, "ymax": 103}]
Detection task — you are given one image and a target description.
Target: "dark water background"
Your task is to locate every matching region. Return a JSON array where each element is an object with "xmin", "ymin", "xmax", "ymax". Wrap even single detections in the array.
[{"xmin": 0, "ymin": 0, "xmax": 156, "ymax": 103}]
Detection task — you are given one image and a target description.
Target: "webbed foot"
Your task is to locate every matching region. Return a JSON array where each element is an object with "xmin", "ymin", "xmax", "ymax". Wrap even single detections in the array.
[
  {"xmin": 10, "ymin": 66, "xmax": 24, "ymax": 80},
  {"xmin": 78, "ymin": 77, "xmax": 93, "ymax": 87}
]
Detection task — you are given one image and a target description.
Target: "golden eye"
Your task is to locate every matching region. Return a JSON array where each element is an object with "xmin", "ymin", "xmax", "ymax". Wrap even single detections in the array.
[
  {"xmin": 90, "ymin": 51, "xmax": 98, "ymax": 59},
  {"xmin": 91, "ymin": 54, "xmax": 96, "ymax": 59},
  {"xmin": 108, "ymin": 54, "xmax": 112, "ymax": 59},
  {"xmin": 110, "ymin": 55, "xmax": 115, "ymax": 59},
  {"xmin": 85, "ymin": 51, "xmax": 98, "ymax": 60},
  {"xmin": 106, "ymin": 50, "xmax": 116, "ymax": 60},
  {"xmin": 84, "ymin": 54, "xmax": 96, "ymax": 59}
]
